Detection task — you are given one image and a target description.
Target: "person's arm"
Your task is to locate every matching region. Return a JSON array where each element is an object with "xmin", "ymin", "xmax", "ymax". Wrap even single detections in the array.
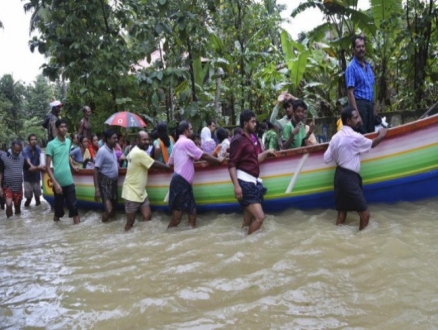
[
  {"xmin": 69, "ymin": 154, "xmax": 80, "ymax": 172},
  {"xmin": 78, "ymin": 119, "xmax": 84, "ymax": 136},
  {"xmin": 371, "ymin": 128, "xmax": 388, "ymax": 148},
  {"xmin": 258, "ymin": 149, "xmax": 276, "ymax": 164},
  {"xmin": 347, "ymin": 88, "xmax": 358, "ymax": 113},
  {"xmin": 228, "ymin": 166, "xmax": 242, "ymax": 200},
  {"xmin": 46, "ymin": 155, "xmax": 62, "ymax": 194},
  {"xmin": 269, "ymin": 104, "xmax": 281, "ymax": 124},
  {"xmin": 323, "ymin": 144, "xmax": 333, "ymax": 164},
  {"xmin": 151, "ymin": 160, "xmax": 171, "ymax": 171},
  {"xmin": 50, "ymin": 118, "xmax": 58, "ymax": 139},
  {"xmin": 200, "ymin": 152, "xmax": 224, "ymax": 165},
  {"xmin": 93, "ymin": 167, "xmax": 101, "ymax": 201}
]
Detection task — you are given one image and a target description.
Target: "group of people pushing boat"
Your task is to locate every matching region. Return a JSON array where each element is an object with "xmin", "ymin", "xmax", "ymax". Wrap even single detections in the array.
[{"xmin": 0, "ymin": 35, "xmax": 390, "ymax": 232}]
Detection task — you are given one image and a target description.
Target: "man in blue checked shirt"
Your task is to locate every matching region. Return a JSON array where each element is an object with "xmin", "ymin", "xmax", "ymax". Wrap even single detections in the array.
[{"xmin": 345, "ymin": 35, "xmax": 375, "ymax": 134}]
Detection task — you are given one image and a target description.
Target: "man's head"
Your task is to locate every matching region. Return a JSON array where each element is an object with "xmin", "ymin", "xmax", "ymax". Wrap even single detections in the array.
[
  {"xmin": 283, "ymin": 99, "xmax": 294, "ymax": 119},
  {"xmin": 103, "ymin": 130, "xmax": 118, "ymax": 149},
  {"xmin": 27, "ymin": 134, "xmax": 37, "ymax": 148},
  {"xmin": 55, "ymin": 119, "xmax": 67, "ymax": 137},
  {"xmin": 50, "ymin": 100, "xmax": 63, "ymax": 116},
  {"xmin": 82, "ymin": 106, "xmax": 91, "ymax": 119},
  {"xmin": 352, "ymin": 35, "xmax": 366, "ymax": 61},
  {"xmin": 10, "ymin": 140, "xmax": 23, "ymax": 157},
  {"xmin": 240, "ymin": 110, "xmax": 257, "ymax": 134},
  {"xmin": 178, "ymin": 120, "xmax": 193, "ymax": 138},
  {"xmin": 341, "ymin": 106, "xmax": 362, "ymax": 129},
  {"xmin": 216, "ymin": 127, "xmax": 229, "ymax": 143},
  {"xmin": 207, "ymin": 120, "xmax": 216, "ymax": 134},
  {"xmin": 136, "ymin": 131, "xmax": 150, "ymax": 150},
  {"xmin": 292, "ymin": 100, "xmax": 308, "ymax": 123}
]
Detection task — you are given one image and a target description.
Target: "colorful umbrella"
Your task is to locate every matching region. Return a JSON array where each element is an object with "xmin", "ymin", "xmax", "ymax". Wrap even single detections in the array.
[{"xmin": 104, "ymin": 111, "xmax": 147, "ymax": 128}]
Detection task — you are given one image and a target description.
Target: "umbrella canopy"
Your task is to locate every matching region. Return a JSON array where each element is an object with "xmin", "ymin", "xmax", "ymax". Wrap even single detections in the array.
[{"xmin": 104, "ymin": 111, "xmax": 147, "ymax": 128}]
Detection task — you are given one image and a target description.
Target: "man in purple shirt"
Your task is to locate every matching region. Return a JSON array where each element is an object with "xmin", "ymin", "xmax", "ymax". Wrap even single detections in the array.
[
  {"xmin": 228, "ymin": 110, "xmax": 276, "ymax": 235},
  {"xmin": 167, "ymin": 120, "xmax": 224, "ymax": 229},
  {"xmin": 324, "ymin": 106, "xmax": 387, "ymax": 230},
  {"xmin": 345, "ymin": 35, "xmax": 375, "ymax": 134}
]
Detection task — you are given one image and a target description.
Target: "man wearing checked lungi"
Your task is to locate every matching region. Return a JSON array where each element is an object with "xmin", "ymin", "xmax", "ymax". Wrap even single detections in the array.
[
  {"xmin": 93, "ymin": 129, "xmax": 119, "ymax": 223},
  {"xmin": 167, "ymin": 120, "xmax": 225, "ymax": 229},
  {"xmin": 324, "ymin": 106, "xmax": 387, "ymax": 230},
  {"xmin": 228, "ymin": 110, "xmax": 276, "ymax": 235}
]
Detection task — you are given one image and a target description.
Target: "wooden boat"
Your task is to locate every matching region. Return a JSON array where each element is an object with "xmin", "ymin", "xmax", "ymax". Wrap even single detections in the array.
[{"xmin": 42, "ymin": 114, "xmax": 438, "ymax": 213}]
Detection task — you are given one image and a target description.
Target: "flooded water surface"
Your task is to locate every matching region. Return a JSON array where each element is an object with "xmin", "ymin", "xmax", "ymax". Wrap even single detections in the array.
[{"xmin": 1, "ymin": 198, "xmax": 438, "ymax": 329}]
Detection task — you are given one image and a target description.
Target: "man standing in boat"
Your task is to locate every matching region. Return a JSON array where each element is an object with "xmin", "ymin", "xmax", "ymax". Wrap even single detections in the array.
[
  {"xmin": 46, "ymin": 119, "xmax": 81, "ymax": 225},
  {"xmin": 228, "ymin": 110, "xmax": 276, "ymax": 235},
  {"xmin": 345, "ymin": 35, "xmax": 375, "ymax": 134},
  {"xmin": 167, "ymin": 120, "xmax": 224, "ymax": 229},
  {"xmin": 269, "ymin": 91, "xmax": 297, "ymax": 133},
  {"xmin": 77, "ymin": 105, "xmax": 92, "ymax": 140},
  {"xmin": 323, "ymin": 106, "xmax": 387, "ymax": 230},
  {"xmin": 93, "ymin": 130, "xmax": 119, "ymax": 223},
  {"xmin": 122, "ymin": 130, "xmax": 170, "ymax": 231}
]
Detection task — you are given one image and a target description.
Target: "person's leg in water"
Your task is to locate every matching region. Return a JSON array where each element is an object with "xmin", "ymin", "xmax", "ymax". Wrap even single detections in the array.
[
  {"xmin": 358, "ymin": 209, "xmax": 370, "ymax": 231},
  {"xmin": 244, "ymin": 203, "xmax": 265, "ymax": 235},
  {"xmin": 168, "ymin": 210, "xmax": 183, "ymax": 228},
  {"xmin": 336, "ymin": 211, "xmax": 347, "ymax": 225}
]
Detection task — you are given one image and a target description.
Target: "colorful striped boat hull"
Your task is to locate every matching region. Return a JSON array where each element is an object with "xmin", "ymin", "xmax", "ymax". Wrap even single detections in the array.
[{"xmin": 42, "ymin": 115, "xmax": 438, "ymax": 213}]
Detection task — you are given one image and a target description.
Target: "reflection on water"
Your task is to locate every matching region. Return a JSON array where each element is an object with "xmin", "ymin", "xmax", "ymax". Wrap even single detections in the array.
[{"xmin": 1, "ymin": 198, "xmax": 438, "ymax": 329}]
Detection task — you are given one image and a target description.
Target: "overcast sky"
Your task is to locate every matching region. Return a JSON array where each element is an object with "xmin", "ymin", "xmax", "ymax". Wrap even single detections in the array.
[{"xmin": 0, "ymin": 0, "xmax": 368, "ymax": 84}]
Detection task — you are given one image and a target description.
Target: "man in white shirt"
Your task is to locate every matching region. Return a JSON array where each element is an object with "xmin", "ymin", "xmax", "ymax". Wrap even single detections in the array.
[{"xmin": 323, "ymin": 106, "xmax": 387, "ymax": 230}]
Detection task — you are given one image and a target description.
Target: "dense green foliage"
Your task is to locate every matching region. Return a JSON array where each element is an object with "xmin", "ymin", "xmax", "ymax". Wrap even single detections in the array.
[{"xmin": 1, "ymin": 0, "xmax": 437, "ymax": 147}]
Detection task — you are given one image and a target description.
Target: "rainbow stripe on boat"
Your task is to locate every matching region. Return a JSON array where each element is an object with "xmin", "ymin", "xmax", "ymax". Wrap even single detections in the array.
[{"xmin": 42, "ymin": 114, "xmax": 438, "ymax": 213}]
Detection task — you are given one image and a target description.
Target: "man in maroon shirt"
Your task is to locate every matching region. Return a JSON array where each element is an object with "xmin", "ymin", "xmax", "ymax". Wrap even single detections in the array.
[{"xmin": 228, "ymin": 110, "xmax": 276, "ymax": 235}]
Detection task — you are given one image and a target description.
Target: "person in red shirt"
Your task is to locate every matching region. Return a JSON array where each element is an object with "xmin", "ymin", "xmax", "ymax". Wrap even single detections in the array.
[{"xmin": 228, "ymin": 110, "xmax": 276, "ymax": 235}]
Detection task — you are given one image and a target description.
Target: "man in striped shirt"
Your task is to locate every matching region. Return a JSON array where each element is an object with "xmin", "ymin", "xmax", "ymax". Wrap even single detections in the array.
[{"xmin": 0, "ymin": 141, "xmax": 36, "ymax": 218}]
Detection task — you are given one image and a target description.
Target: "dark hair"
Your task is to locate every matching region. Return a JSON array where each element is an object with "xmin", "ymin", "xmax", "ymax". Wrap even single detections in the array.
[
  {"xmin": 341, "ymin": 106, "xmax": 355, "ymax": 125},
  {"xmin": 240, "ymin": 110, "xmax": 256, "ymax": 128},
  {"xmin": 55, "ymin": 119, "xmax": 67, "ymax": 128},
  {"xmin": 207, "ymin": 120, "xmax": 216, "ymax": 127},
  {"xmin": 177, "ymin": 120, "xmax": 190, "ymax": 136},
  {"xmin": 82, "ymin": 105, "xmax": 90, "ymax": 113},
  {"xmin": 103, "ymin": 130, "xmax": 116, "ymax": 140},
  {"xmin": 192, "ymin": 133, "xmax": 200, "ymax": 140},
  {"xmin": 352, "ymin": 35, "xmax": 365, "ymax": 49},
  {"xmin": 27, "ymin": 134, "xmax": 37, "ymax": 142},
  {"xmin": 283, "ymin": 99, "xmax": 294, "ymax": 110},
  {"xmin": 150, "ymin": 129, "xmax": 158, "ymax": 140},
  {"xmin": 216, "ymin": 127, "xmax": 229, "ymax": 143},
  {"xmin": 91, "ymin": 133, "xmax": 99, "ymax": 141},
  {"xmin": 11, "ymin": 140, "xmax": 22, "ymax": 148},
  {"xmin": 233, "ymin": 127, "xmax": 241, "ymax": 136},
  {"xmin": 79, "ymin": 135, "xmax": 88, "ymax": 144},
  {"xmin": 267, "ymin": 121, "xmax": 274, "ymax": 130},
  {"xmin": 293, "ymin": 99, "xmax": 308, "ymax": 111},
  {"xmin": 71, "ymin": 133, "xmax": 79, "ymax": 140},
  {"xmin": 157, "ymin": 122, "xmax": 171, "ymax": 147}
]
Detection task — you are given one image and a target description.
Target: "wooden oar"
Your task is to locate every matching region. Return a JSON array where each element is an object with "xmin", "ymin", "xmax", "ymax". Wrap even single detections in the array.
[{"xmin": 418, "ymin": 101, "xmax": 438, "ymax": 120}]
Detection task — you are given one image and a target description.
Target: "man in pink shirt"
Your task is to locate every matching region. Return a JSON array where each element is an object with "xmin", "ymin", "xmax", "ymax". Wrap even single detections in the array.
[
  {"xmin": 167, "ymin": 120, "xmax": 224, "ymax": 228},
  {"xmin": 324, "ymin": 106, "xmax": 387, "ymax": 230}
]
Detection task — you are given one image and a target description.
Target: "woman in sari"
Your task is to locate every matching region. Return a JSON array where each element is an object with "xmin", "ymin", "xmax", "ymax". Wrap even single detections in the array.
[
  {"xmin": 154, "ymin": 122, "xmax": 174, "ymax": 164},
  {"xmin": 70, "ymin": 136, "xmax": 93, "ymax": 168}
]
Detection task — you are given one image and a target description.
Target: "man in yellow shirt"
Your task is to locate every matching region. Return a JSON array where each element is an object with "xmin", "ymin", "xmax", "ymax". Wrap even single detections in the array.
[{"xmin": 122, "ymin": 131, "xmax": 170, "ymax": 230}]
